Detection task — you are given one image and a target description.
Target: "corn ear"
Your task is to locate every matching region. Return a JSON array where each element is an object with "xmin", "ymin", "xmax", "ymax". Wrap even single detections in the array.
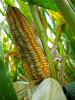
[{"xmin": 6, "ymin": 6, "xmax": 50, "ymax": 84}]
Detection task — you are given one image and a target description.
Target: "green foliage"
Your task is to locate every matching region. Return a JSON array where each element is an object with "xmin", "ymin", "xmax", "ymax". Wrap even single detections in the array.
[
  {"xmin": 23, "ymin": 0, "xmax": 58, "ymax": 11},
  {"xmin": 0, "ymin": 56, "xmax": 18, "ymax": 100},
  {"xmin": 4, "ymin": 0, "xmax": 15, "ymax": 6}
]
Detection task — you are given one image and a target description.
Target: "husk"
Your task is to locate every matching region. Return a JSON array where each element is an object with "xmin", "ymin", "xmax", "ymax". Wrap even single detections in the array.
[{"xmin": 13, "ymin": 78, "xmax": 67, "ymax": 100}]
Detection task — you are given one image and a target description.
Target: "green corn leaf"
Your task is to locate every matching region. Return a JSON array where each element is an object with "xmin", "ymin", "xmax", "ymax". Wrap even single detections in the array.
[
  {"xmin": 0, "ymin": 56, "xmax": 18, "ymax": 100},
  {"xmin": 22, "ymin": 0, "xmax": 58, "ymax": 11}
]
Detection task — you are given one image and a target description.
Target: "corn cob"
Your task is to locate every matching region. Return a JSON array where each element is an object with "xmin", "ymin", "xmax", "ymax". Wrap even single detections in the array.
[{"xmin": 6, "ymin": 6, "xmax": 50, "ymax": 84}]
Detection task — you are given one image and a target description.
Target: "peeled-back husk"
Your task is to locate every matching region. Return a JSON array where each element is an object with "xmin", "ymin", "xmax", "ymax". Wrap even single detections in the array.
[{"xmin": 13, "ymin": 78, "xmax": 67, "ymax": 100}]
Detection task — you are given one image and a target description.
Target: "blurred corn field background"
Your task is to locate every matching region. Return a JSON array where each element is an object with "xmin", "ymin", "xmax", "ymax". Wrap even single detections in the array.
[{"xmin": 0, "ymin": 0, "xmax": 75, "ymax": 99}]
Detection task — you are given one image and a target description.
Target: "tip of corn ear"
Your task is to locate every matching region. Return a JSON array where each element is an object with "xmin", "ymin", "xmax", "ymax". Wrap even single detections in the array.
[
  {"xmin": 6, "ymin": 5, "xmax": 17, "ymax": 15},
  {"xmin": 6, "ymin": 5, "xmax": 12, "ymax": 13}
]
